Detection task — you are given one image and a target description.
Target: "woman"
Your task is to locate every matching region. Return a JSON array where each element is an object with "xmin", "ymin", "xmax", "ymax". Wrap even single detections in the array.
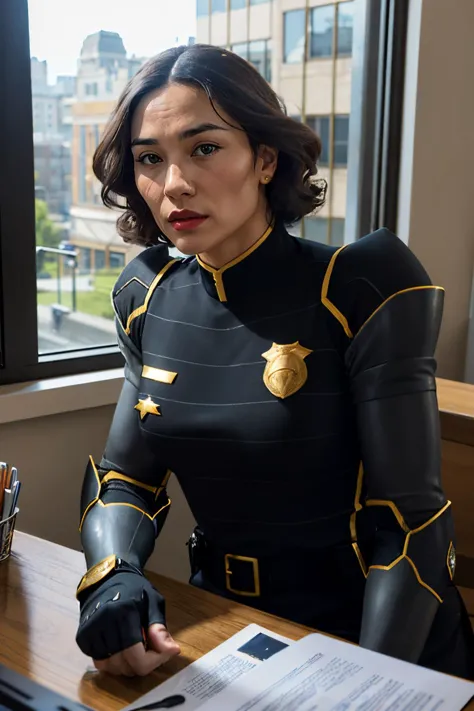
[{"xmin": 75, "ymin": 44, "xmax": 474, "ymax": 679}]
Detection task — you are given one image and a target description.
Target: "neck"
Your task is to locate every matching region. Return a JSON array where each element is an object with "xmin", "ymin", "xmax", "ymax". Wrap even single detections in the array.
[{"xmin": 199, "ymin": 210, "xmax": 271, "ymax": 270}]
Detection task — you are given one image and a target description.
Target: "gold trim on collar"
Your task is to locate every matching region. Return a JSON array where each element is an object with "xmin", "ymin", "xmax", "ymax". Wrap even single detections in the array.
[
  {"xmin": 196, "ymin": 224, "xmax": 273, "ymax": 302},
  {"xmin": 142, "ymin": 365, "xmax": 177, "ymax": 384},
  {"xmin": 125, "ymin": 259, "xmax": 179, "ymax": 335}
]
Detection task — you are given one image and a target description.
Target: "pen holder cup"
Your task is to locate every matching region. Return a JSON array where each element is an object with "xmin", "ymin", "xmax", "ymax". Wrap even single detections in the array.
[{"xmin": 0, "ymin": 508, "xmax": 19, "ymax": 563}]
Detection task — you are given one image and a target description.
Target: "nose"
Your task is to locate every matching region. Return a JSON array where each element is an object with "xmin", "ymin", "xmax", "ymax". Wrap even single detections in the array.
[{"xmin": 163, "ymin": 164, "xmax": 195, "ymax": 200}]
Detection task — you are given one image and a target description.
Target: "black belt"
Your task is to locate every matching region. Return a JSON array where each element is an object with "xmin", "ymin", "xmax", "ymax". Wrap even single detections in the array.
[{"xmin": 187, "ymin": 527, "xmax": 370, "ymax": 600}]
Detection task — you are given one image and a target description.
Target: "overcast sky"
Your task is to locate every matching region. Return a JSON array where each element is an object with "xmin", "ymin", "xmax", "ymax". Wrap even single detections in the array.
[{"xmin": 28, "ymin": 0, "xmax": 197, "ymax": 83}]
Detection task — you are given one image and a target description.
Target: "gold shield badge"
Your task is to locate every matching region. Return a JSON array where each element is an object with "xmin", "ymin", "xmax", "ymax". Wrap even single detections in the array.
[{"xmin": 262, "ymin": 342, "xmax": 313, "ymax": 399}]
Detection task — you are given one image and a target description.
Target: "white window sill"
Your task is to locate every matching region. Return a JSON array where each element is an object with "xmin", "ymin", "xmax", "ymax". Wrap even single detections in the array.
[{"xmin": 0, "ymin": 369, "xmax": 124, "ymax": 425}]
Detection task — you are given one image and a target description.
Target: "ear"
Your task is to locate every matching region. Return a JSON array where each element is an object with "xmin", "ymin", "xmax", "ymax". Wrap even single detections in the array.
[{"xmin": 256, "ymin": 145, "xmax": 278, "ymax": 183}]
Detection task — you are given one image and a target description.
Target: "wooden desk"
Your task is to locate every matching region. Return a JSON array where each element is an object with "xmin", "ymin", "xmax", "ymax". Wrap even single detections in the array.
[
  {"xmin": 437, "ymin": 378, "xmax": 474, "ymax": 447},
  {"xmin": 1, "ymin": 533, "xmax": 473, "ymax": 711},
  {"xmin": 0, "ymin": 533, "xmax": 311, "ymax": 711}
]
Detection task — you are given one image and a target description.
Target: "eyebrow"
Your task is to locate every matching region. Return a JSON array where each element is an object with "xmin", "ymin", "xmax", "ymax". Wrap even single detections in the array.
[{"xmin": 131, "ymin": 122, "xmax": 228, "ymax": 147}]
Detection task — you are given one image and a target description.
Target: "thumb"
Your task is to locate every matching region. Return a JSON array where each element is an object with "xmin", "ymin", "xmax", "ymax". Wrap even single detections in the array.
[{"xmin": 148, "ymin": 624, "xmax": 181, "ymax": 656}]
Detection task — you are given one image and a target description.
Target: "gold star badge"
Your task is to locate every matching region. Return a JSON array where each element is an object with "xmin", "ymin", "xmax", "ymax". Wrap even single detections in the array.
[{"xmin": 134, "ymin": 396, "xmax": 161, "ymax": 420}]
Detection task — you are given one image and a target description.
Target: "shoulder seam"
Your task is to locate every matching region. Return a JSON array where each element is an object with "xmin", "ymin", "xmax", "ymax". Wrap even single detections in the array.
[
  {"xmin": 115, "ymin": 276, "xmax": 149, "ymax": 297},
  {"xmin": 124, "ymin": 258, "xmax": 179, "ymax": 335},
  {"xmin": 321, "ymin": 245, "xmax": 353, "ymax": 339},
  {"xmin": 356, "ymin": 285, "xmax": 444, "ymax": 337}
]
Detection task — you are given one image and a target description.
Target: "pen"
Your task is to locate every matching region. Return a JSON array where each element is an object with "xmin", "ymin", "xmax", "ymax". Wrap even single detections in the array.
[
  {"xmin": 133, "ymin": 695, "xmax": 186, "ymax": 710},
  {"xmin": 0, "ymin": 463, "xmax": 21, "ymax": 522},
  {"xmin": 0, "ymin": 463, "xmax": 7, "ymax": 517}
]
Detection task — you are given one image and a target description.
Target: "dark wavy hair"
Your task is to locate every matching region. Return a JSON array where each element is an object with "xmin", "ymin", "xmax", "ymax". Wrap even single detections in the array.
[{"xmin": 93, "ymin": 43, "xmax": 326, "ymax": 247}]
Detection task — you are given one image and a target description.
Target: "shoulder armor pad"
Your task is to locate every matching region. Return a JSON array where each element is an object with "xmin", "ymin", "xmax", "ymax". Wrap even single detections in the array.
[
  {"xmin": 321, "ymin": 228, "xmax": 439, "ymax": 338},
  {"xmin": 112, "ymin": 244, "xmax": 180, "ymax": 342}
]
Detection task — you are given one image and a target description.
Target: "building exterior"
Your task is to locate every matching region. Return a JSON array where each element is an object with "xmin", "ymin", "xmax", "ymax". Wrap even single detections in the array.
[
  {"xmin": 69, "ymin": 31, "xmax": 146, "ymax": 272},
  {"xmin": 196, "ymin": 0, "xmax": 354, "ymax": 245},
  {"xmin": 31, "ymin": 57, "xmax": 75, "ymax": 218}
]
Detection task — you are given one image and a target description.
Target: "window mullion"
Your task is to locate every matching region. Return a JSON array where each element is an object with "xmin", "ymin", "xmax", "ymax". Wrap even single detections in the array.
[{"xmin": 0, "ymin": 0, "xmax": 39, "ymax": 382}]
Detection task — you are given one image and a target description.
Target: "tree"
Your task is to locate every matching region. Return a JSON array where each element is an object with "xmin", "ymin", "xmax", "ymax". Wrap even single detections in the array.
[{"xmin": 35, "ymin": 199, "xmax": 60, "ymax": 249}]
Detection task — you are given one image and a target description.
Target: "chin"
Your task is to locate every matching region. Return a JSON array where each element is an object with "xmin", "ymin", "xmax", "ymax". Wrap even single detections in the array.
[{"xmin": 171, "ymin": 232, "xmax": 221, "ymax": 257}]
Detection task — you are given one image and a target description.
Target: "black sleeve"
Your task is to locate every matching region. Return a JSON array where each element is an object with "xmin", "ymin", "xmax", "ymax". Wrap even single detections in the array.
[
  {"xmin": 325, "ymin": 229, "xmax": 454, "ymax": 663},
  {"xmin": 79, "ymin": 247, "xmax": 177, "ymax": 571}
]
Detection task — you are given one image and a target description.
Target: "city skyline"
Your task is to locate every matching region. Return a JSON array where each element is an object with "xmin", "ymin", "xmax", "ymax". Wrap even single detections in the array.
[{"xmin": 28, "ymin": 0, "xmax": 197, "ymax": 83}]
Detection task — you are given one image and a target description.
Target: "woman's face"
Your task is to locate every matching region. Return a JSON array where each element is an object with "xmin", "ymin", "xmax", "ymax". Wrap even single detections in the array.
[{"xmin": 130, "ymin": 83, "xmax": 276, "ymax": 256}]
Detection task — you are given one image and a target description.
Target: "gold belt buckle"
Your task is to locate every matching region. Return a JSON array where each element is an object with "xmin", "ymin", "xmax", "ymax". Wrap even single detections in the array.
[{"xmin": 224, "ymin": 554, "xmax": 260, "ymax": 597}]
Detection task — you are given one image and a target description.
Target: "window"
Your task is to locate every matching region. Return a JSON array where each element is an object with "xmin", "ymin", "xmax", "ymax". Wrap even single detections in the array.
[
  {"xmin": 0, "ymin": 0, "xmax": 409, "ymax": 384},
  {"xmin": 197, "ymin": 0, "xmax": 209, "ymax": 16},
  {"xmin": 306, "ymin": 116, "xmax": 330, "ymax": 165},
  {"xmin": 334, "ymin": 115, "xmax": 349, "ymax": 166},
  {"xmin": 302, "ymin": 217, "xmax": 345, "ymax": 246},
  {"xmin": 250, "ymin": 0, "xmax": 268, "ymax": 4},
  {"xmin": 337, "ymin": 1, "xmax": 354, "ymax": 56},
  {"xmin": 211, "ymin": 0, "xmax": 226, "ymax": 12},
  {"xmin": 306, "ymin": 115, "xmax": 349, "ymax": 168},
  {"xmin": 249, "ymin": 40, "xmax": 271, "ymax": 83},
  {"xmin": 85, "ymin": 82, "xmax": 98, "ymax": 96},
  {"xmin": 110, "ymin": 251, "xmax": 126, "ymax": 269},
  {"xmin": 283, "ymin": 9, "xmax": 306, "ymax": 64},
  {"xmin": 310, "ymin": 4, "xmax": 335, "ymax": 59},
  {"xmin": 232, "ymin": 41, "xmax": 271, "ymax": 82},
  {"xmin": 79, "ymin": 126, "xmax": 87, "ymax": 202},
  {"xmin": 231, "ymin": 42, "xmax": 249, "ymax": 60}
]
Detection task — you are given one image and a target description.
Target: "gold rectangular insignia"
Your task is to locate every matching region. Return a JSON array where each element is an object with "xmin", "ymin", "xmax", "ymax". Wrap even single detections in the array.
[{"xmin": 142, "ymin": 365, "xmax": 177, "ymax": 384}]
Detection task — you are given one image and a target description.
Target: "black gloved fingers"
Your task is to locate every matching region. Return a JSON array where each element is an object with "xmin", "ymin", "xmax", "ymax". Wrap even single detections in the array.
[{"xmin": 143, "ymin": 585, "xmax": 166, "ymax": 628}]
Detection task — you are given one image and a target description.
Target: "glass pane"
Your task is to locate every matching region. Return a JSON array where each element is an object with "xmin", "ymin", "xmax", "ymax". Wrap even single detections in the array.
[
  {"xmin": 249, "ymin": 40, "xmax": 266, "ymax": 79},
  {"xmin": 250, "ymin": 0, "xmax": 269, "ymax": 4},
  {"xmin": 337, "ymin": 1, "xmax": 354, "ymax": 56},
  {"xmin": 304, "ymin": 217, "xmax": 329, "ymax": 243},
  {"xmin": 212, "ymin": 0, "xmax": 226, "ymax": 12},
  {"xmin": 230, "ymin": 0, "xmax": 246, "ymax": 8},
  {"xmin": 29, "ymin": 0, "xmax": 196, "ymax": 354},
  {"xmin": 334, "ymin": 115, "xmax": 349, "ymax": 166},
  {"xmin": 310, "ymin": 4, "xmax": 335, "ymax": 59},
  {"xmin": 110, "ymin": 251, "xmax": 126, "ymax": 269},
  {"xmin": 307, "ymin": 116, "xmax": 330, "ymax": 166},
  {"xmin": 330, "ymin": 218, "xmax": 345, "ymax": 246},
  {"xmin": 197, "ymin": 0, "xmax": 209, "ymax": 16},
  {"xmin": 265, "ymin": 40, "xmax": 272, "ymax": 83},
  {"xmin": 232, "ymin": 42, "xmax": 249, "ymax": 60},
  {"xmin": 284, "ymin": 10, "xmax": 306, "ymax": 64}
]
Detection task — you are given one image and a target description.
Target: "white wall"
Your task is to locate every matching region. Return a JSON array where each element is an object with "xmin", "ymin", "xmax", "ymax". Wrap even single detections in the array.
[
  {"xmin": 399, "ymin": 0, "xmax": 474, "ymax": 381},
  {"xmin": 2, "ymin": 406, "xmax": 195, "ymax": 582}
]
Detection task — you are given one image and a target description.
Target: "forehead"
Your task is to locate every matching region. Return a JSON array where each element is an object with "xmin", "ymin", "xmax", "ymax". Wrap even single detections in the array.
[{"xmin": 131, "ymin": 83, "xmax": 231, "ymax": 139}]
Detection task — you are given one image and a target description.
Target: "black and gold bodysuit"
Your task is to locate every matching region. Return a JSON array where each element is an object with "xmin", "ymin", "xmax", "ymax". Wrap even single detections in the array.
[{"xmin": 76, "ymin": 224, "xmax": 474, "ymax": 677}]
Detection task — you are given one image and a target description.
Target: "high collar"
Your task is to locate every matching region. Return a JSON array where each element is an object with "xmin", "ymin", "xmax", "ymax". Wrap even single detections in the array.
[{"xmin": 196, "ymin": 222, "xmax": 293, "ymax": 303}]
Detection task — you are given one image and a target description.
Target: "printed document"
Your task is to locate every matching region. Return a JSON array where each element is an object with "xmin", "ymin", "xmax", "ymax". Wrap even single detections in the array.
[{"xmin": 123, "ymin": 625, "xmax": 474, "ymax": 711}]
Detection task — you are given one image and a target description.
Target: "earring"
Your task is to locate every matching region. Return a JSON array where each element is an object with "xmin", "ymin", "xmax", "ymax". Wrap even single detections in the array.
[{"xmin": 263, "ymin": 176, "xmax": 271, "ymax": 184}]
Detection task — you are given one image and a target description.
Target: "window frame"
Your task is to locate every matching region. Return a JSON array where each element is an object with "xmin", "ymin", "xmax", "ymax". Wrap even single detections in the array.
[{"xmin": 0, "ymin": 0, "xmax": 123, "ymax": 385}]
